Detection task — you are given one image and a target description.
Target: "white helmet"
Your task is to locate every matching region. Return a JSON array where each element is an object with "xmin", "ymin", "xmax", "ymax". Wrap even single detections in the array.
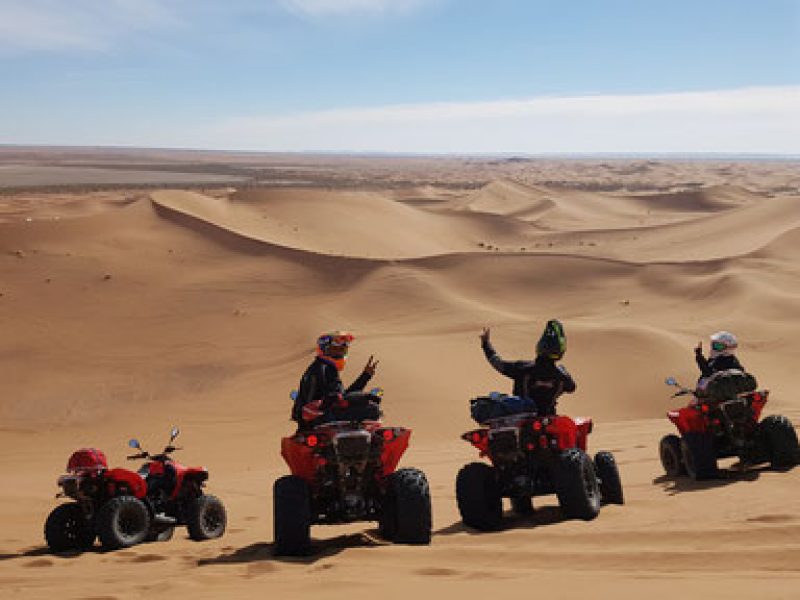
[{"xmin": 709, "ymin": 331, "xmax": 737, "ymax": 358}]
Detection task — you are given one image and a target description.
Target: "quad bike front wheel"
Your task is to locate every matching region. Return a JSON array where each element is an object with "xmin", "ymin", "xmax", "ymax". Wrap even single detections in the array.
[
  {"xmin": 659, "ymin": 434, "xmax": 686, "ymax": 477},
  {"xmin": 556, "ymin": 449, "xmax": 601, "ymax": 520},
  {"xmin": 187, "ymin": 495, "xmax": 227, "ymax": 541},
  {"xmin": 680, "ymin": 432, "xmax": 718, "ymax": 481},
  {"xmin": 759, "ymin": 415, "xmax": 799, "ymax": 469},
  {"xmin": 380, "ymin": 467, "xmax": 432, "ymax": 544},
  {"xmin": 456, "ymin": 462, "xmax": 502, "ymax": 531},
  {"xmin": 96, "ymin": 496, "xmax": 150, "ymax": 550},
  {"xmin": 594, "ymin": 451, "xmax": 624, "ymax": 505},
  {"xmin": 273, "ymin": 475, "xmax": 311, "ymax": 556},
  {"xmin": 44, "ymin": 502, "xmax": 96, "ymax": 552}
]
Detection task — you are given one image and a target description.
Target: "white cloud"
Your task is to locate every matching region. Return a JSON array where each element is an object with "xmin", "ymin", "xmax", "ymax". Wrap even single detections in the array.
[
  {"xmin": 206, "ymin": 86, "xmax": 800, "ymax": 154},
  {"xmin": 280, "ymin": 0, "xmax": 432, "ymax": 17},
  {"xmin": 0, "ymin": 0, "xmax": 177, "ymax": 52}
]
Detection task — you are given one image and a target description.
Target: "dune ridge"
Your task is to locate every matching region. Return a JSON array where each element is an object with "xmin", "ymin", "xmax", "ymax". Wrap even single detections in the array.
[{"xmin": 1, "ymin": 162, "xmax": 800, "ymax": 599}]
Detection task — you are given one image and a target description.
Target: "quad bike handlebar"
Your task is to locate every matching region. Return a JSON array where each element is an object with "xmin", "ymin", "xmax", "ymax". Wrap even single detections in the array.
[{"xmin": 127, "ymin": 427, "xmax": 183, "ymax": 462}]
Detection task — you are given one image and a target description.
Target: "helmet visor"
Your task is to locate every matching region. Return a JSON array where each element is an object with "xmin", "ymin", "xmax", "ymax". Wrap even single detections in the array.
[{"xmin": 711, "ymin": 340, "xmax": 727, "ymax": 353}]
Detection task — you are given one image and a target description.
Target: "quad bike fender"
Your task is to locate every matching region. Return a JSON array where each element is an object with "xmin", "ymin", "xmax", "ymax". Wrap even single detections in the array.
[
  {"xmin": 573, "ymin": 417, "xmax": 593, "ymax": 451},
  {"xmin": 380, "ymin": 428, "xmax": 411, "ymax": 477},
  {"xmin": 546, "ymin": 415, "xmax": 579, "ymax": 450},
  {"xmin": 171, "ymin": 464, "xmax": 208, "ymax": 499},
  {"xmin": 281, "ymin": 437, "xmax": 317, "ymax": 483},
  {"xmin": 106, "ymin": 468, "xmax": 147, "ymax": 499},
  {"xmin": 668, "ymin": 407, "xmax": 707, "ymax": 435},
  {"xmin": 750, "ymin": 390, "xmax": 769, "ymax": 421}
]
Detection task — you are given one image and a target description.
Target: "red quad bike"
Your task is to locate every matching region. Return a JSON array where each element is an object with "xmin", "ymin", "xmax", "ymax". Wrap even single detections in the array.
[
  {"xmin": 274, "ymin": 389, "xmax": 432, "ymax": 556},
  {"xmin": 660, "ymin": 375, "xmax": 799, "ymax": 480},
  {"xmin": 44, "ymin": 427, "xmax": 226, "ymax": 552},
  {"xmin": 456, "ymin": 399, "xmax": 623, "ymax": 531}
]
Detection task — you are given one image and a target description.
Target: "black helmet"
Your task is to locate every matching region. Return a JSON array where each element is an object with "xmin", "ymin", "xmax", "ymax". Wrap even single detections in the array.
[{"xmin": 536, "ymin": 319, "xmax": 566, "ymax": 360}]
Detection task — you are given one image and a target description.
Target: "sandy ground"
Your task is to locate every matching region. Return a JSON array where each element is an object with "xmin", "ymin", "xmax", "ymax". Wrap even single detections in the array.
[{"xmin": 1, "ymin": 153, "xmax": 799, "ymax": 599}]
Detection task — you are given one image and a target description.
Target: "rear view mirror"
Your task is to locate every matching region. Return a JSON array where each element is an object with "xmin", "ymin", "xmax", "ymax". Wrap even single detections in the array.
[
  {"xmin": 289, "ymin": 390, "xmax": 299, "ymax": 401},
  {"xmin": 665, "ymin": 377, "xmax": 678, "ymax": 387},
  {"xmin": 169, "ymin": 426, "xmax": 180, "ymax": 442},
  {"xmin": 128, "ymin": 439, "xmax": 141, "ymax": 449},
  {"xmin": 369, "ymin": 387, "xmax": 384, "ymax": 397}
]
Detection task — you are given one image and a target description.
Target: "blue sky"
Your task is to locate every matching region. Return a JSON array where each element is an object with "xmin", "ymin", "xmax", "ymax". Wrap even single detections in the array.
[{"xmin": 1, "ymin": 0, "xmax": 798, "ymax": 153}]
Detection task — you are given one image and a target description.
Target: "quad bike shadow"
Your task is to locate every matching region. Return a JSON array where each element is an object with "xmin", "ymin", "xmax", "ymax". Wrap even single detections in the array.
[
  {"xmin": 652, "ymin": 464, "xmax": 766, "ymax": 496},
  {"xmin": 198, "ymin": 531, "xmax": 386, "ymax": 566},
  {"xmin": 435, "ymin": 505, "xmax": 566, "ymax": 537}
]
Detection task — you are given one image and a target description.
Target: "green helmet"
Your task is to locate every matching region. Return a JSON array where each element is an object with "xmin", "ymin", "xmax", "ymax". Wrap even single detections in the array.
[{"xmin": 536, "ymin": 319, "xmax": 566, "ymax": 360}]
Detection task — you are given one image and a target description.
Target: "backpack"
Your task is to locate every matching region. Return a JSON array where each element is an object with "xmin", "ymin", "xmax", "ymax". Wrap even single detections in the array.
[
  {"xmin": 705, "ymin": 369, "xmax": 757, "ymax": 402},
  {"xmin": 470, "ymin": 393, "xmax": 536, "ymax": 424}
]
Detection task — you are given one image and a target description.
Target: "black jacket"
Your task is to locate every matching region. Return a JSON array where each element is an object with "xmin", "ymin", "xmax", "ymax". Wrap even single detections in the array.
[
  {"xmin": 695, "ymin": 350, "xmax": 744, "ymax": 378},
  {"xmin": 481, "ymin": 339, "xmax": 576, "ymax": 415},
  {"xmin": 291, "ymin": 357, "xmax": 372, "ymax": 423}
]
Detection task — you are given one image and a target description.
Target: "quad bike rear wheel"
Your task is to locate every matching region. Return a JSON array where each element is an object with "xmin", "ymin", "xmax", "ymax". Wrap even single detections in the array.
[
  {"xmin": 44, "ymin": 502, "xmax": 96, "ymax": 552},
  {"xmin": 456, "ymin": 462, "xmax": 502, "ymax": 531},
  {"xmin": 680, "ymin": 432, "xmax": 718, "ymax": 481},
  {"xmin": 555, "ymin": 448, "xmax": 601, "ymax": 520},
  {"xmin": 380, "ymin": 467, "xmax": 431, "ymax": 544},
  {"xmin": 594, "ymin": 451, "xmax": 624, "ymax": 505},
  {"xmin": 273, "ymin": 475, "xmax": 311, "ymax": 556},
  {"xmin": 659, "ymin": 434, "xmax": 686, "ymax": 477},
  {"xmin": 187, "ymin": 495, "xmax": 227, "ymax": 541},
  {"xmin": 759, "ymin": 415, "xmax": 799, "ymax": 469},
  {"xmin": 96, "ymin": 496, "xmax": 150, "ymax": 550}
]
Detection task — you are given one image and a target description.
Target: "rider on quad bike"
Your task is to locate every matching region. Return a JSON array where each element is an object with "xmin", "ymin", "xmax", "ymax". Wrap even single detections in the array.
[
  {"xmin": 457, "ymin": 321, "xmax": 623, "ymax": 531},
  {"xmin": 275, "ymin": 331, "xmax": 431, "ymax": 556},
  {"xmin": 292, "ymin": 331, "xmax": 379, "ymax": 429},
  {"xmin": 480, "ymin": 320, "xmax": 576, "ymax": 416}
]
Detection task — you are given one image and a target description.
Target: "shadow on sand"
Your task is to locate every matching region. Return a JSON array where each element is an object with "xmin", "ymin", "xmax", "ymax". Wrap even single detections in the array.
[
  {"xmin": 652, "ymin": 464, "xmax": 772, "ymax": 496},
  {"xmin": 197, "ymin": 531, "xmax": 387, "ymax": 567},
  {"xmin": 435, "ymin": 505, "xmax": 567, "ymax": 537}
]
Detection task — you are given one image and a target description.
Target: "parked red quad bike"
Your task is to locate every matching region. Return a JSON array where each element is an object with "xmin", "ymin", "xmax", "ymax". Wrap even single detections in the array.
[
  {"xmin": 457, "ymin": 399, "xmax": 623, "ymax": 531},
  {"xmin": 660, "ymin": 375, "xmax": 799, "ymax": 480},
  {"xmin": 274, "ymin": 389, "xmax": 432, "ymax": 556},
  {"xmin": 44, "ymin": 427, "xmax": 227, "ymax": 552}
]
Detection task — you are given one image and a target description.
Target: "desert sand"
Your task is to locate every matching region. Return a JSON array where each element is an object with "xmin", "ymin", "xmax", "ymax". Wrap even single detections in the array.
[{"xmin": 0, "ymin": 151, "xmax": 799, "ymax": 599}]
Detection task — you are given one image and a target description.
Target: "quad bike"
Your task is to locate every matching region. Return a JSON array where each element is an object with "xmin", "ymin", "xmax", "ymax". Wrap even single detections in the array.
[
  {"xmin": 274, "ymin": 389, "xmax": 431, "ymax": 556},
  {"xmin": 660, "ymin": 375, "xmax": 799, "ymax": 480},
  {"xmin": 44, "ymin": 427, "xmax": 226, "ymax": 552},
  {"xmin": 456, "ymin": 394, "xmax": 623, "ymax": 531}
]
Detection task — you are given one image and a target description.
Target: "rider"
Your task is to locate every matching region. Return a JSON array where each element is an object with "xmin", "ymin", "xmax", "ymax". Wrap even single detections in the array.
[
  {"xmin": 292, "ymin": 331, "xmax": 379, "ymax": 429},
  {"xmin": 695, "ymin": 331, "xmax": 744, "ymax": 378},
  {"xmin": 480, "ymin": 320, "xmax": 576, "ymax": 416}
]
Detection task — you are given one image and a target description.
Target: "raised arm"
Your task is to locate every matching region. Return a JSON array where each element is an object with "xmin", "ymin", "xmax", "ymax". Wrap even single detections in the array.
[{"xmin": 480, "ymin": 328, "xmax": 520, "ymax": 379}]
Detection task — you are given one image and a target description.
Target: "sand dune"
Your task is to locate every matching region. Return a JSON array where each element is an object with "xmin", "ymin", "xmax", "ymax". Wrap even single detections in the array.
[{"xmin": 1, "ymin": 158, "xmax": 799, "ymax": 599}]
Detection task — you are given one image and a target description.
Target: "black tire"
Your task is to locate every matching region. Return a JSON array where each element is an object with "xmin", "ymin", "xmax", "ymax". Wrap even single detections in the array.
[
  {"xmin": 594, "ymin": 451, "xmax": 624, "ymax": 505},
  {"xmin": 187, "ymin": 495, "xmax": 227, "ymax": 541},
  {"xmin": 273, "ymin": 475, "xmax": 311, "ymax": 556},
  {"xmin": 555, "ymin": 449, "xmax": 601, "ymax": 520},
  {"xmin": 96, "ymin": 496, "xmax": 150, "ymax": 550},
  {"xmin": 659, "ymin": 434, "xmax": 686, "ymax": 477},
  {"xmin": 680, "ymin": 433, "xmax": 718, "ymax": 480},
  {"xmin": 146, "ymin": 526, "xmax": 174, "ymax": 543},
  {"xmin": 382, "ymin": 468, "xmax": 431, "ymax": 544},
  {"xmin": 510, "ymin": 495, "xmax": 534, "ymax": 516},
  {"xmin": 44, "ymin": 503, "xmax": 96, "ymax": 552},
  {"xmin": 456, "ymin": 462, "xmax": 502, "ymax": 531},
  {"xmin": 760, "ymin": 415, "xmax": 799, "ymax": 468}
]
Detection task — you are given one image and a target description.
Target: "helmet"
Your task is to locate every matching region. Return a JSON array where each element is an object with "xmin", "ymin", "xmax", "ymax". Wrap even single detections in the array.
[
  {"xmin": 536, "ymin": 319, "xmax": 566, "ymax": 360},
  {"xmin": 316, "ymin": 330, "xmax": 354, "ymax": 371},
  {"xmin": 709, "ymin": 331, "xmax": 737, "ymax": 358}
]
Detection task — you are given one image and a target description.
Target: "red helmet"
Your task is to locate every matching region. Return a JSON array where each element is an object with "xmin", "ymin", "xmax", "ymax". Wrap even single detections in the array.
[{"xmin": 316, "ymin": 331, "xmax": 354, "ymax": 371}]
